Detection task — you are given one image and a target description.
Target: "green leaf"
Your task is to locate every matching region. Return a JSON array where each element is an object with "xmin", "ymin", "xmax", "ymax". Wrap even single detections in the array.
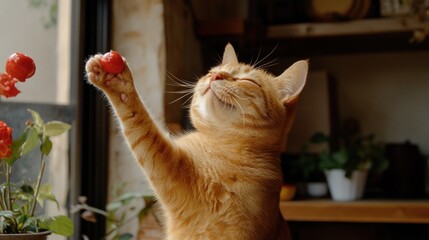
[
  {"xmin": 22, "ymin": 216, "xmax": 37, "ymax": 230},
  {"xmin": 21, "ymin": 127, "xmax": 40, "ymax": 156},
  {"xmin": 40, "ymin": 137, "xmax": 52, "ymax": 155},
  {"xmin": 5, "ymin": 131, "xmax": 28, "ymax": 165},
  {"xmin": 15, "ymin": 190, "xmax": 34, "ymax": 203},
  {"xmin": 16, "ymin": 214, "xmax": 28, "ymax": 230},
  {"xmin": 106, "ymin": 201, "xmax": 122, "ymax": 211},
  {"xmin": 106, "ymin": 192, "xmax": 145, "ymax": 211},
  {"xmin": 44, "ymin": 121, "xmax": 71, "ymax": 137},
  {"xmin": 20, "ymin": 184, "xmax": 34, "ymax": 195},
  {"xmin": 332, "ymin": 148, "xmax": 348, "ymax": 166},
  {"xmin": 0, "ymin": 210, "xmax": 13, "ymax": 218},
  {"xmin": 37, "ymin": 184, "xmax": 59, "ymax": 209},
  {"xmin": 28, "ymin": 109, "xmax": 44, "ymax": 127},
  {"xmin": 43, "ymin": 215, "xmax": 74, "ymax": 237},
  {"xmin": 319, "ymin": 152, "xmax": 337, "ymax": 170}
]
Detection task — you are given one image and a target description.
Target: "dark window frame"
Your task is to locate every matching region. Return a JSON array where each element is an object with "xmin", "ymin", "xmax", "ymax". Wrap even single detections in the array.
[{"xmin": 76, "ymin": 0, "xmax": 112, "ymax": 238}]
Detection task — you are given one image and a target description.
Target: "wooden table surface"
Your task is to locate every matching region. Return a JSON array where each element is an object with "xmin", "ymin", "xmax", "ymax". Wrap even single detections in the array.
[{"xmin": 280, "ymin": 199, "xmax": 429, "ymax": 224}]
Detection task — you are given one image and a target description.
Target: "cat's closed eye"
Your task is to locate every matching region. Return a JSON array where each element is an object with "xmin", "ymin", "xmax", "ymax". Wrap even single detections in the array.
[{"xmin": 236, "ymin": 78, "xmax": 260, "ymax": 87}]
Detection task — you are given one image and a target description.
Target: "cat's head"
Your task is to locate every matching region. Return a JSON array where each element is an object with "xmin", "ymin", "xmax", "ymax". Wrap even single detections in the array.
[{"xmin": 190, "ymin": 44, "xmax": 308, "ymax": 137}]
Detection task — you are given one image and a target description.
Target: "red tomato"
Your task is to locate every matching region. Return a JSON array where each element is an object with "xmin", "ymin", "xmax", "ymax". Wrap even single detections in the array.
[
  {"xmin": 0, "ymin": 120, "xmax": 13, "ymax": 159},
  {"xmin": 0, "ymin": 73, "xmax": 20, "ymax": 98},
  {"xmin": 99, "ymin": 50, "xmax": 125, "ymax": 74},
  {"xmin": 5, "ymin": 53, "xmax": 36, "ymax": 82}
]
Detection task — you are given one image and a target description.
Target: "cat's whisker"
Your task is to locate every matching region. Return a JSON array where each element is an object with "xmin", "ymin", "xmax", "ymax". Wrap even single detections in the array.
[
  {"xmin": 166, "ymin": 82, "xmax": 195, "ymax": 88},
  {"xmin": 169, "ymin": 91, "xmax": 194, "ymax": 105},
  {"xmin": 231, "ymin": 96, "xmax": 246, "ymax": 126},
  {"xmin": 166, "ymin": 89, "xmax": 195, "ymax": 94},
  {"xmin": 258, "ymin": 63, "xmax": 278, "ymax": 69},
  {"xmin": 227, "ymin": 96, "xmax": 235, "ymax": 112},
  {"xmin": 166, "ymin": 71, "xmax": 196, "ymax": 88},
  {"xmin": 228, "ymin": 90, "xmax": 250, "ymax": 101},
  {"xmin": 180, "ymin": 94, "xmax": 194, "ymax": 108},
  {"xmin": 213, "ymin": 55, "xmax": 223, "ymax": 65},
  {"xmin": 257, "ymin": 59, "xmax": 279, "ymax": 70},
  {"xmin": 193, "ymin": 74, "xmax": 202, "ymax": 81},
  {"xmin": 253, "ymin": 43, "xmax": 278, "ymax": 68},
  {"xmin": 250, "ymin": 46, "xmax": 262, "ymax": 67}
]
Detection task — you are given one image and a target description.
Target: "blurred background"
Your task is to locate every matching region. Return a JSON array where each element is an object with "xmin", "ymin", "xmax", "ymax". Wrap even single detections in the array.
[{"xmin": 0, "ymin": 0, "xmax": 428, "ymax": 239}]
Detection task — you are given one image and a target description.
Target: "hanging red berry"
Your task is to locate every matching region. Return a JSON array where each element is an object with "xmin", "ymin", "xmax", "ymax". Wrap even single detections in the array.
[
  {"xmin": 5, "ymin": 53, "xmax": 36, "ymax": 82},
  {"xmin": 99, "ymin": 50, "xmax": 125, "ymax": 74},
  {"xmin": 0, "ymin": 73, "xmax": 20, "ymax": 98}
]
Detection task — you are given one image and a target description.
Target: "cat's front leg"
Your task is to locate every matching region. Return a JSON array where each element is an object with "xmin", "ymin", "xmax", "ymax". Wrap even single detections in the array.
[{"xmin": 85, "ymin": 55, "xmax": 198, "ymax": 204}]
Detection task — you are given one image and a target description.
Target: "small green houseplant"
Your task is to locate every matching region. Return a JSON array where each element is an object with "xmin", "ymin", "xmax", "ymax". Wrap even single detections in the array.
[
  {"xmin": 308, "ymin": 129, "xmax": 388, "ymax": 201},
  {"xmin": 0, "ymin": 53, "xmax": 74, "ymax": 238},
  {"xmin": 298, "ymin": 146, "xmax": 328, "ymax": 198},
  {"xmin": 309, "ymin": 132, "xmax": 388, "ymax": 178}
]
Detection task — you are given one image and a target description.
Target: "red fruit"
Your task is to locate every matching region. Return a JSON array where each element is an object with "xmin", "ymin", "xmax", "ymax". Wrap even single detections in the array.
[
  {"xmin": 0, "ymin": 73, "xmax": 20, "ymax": 98},
  {"xmin": 99, "ymin": 50, "xmax": 125, "ymax": 74},
  {"xmin": 0, "ymin": 121, "xmax": 13, "ymax": 159},
  {"xmin": 5, "ymin": 53, "xmax": 36, "ymax": 82}
]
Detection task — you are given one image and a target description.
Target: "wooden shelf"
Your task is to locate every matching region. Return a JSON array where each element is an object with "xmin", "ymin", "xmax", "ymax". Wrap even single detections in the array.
[
  {"xmin": 280, "ymin": 199, "xmax": 429, "ymax": 224},
  {"xmin": 197, "ymin": 17, "xmax": 429, "ymax": 57},
  {"xmin": 267, "ymin": 17, "xmax": 428, "ymax": 39}
]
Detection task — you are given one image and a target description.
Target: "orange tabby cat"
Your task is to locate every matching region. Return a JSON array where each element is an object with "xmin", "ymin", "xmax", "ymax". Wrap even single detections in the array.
[{"xmin": 85, "ymin": 44, "xmax": 307, "ymax": 240}]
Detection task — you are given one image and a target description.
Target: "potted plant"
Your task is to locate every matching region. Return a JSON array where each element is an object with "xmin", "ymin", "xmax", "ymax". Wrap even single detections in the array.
[
  {"xmin": 0, "ymin": 53, "xmax": 74, "ymax": 238},
  {"xmin": 298, "ymin": 146, "xmax": 328, "ymax": 198},
  {"xmin": 308, "ymin": 128, "xmax": 388, "ymax": 201}
]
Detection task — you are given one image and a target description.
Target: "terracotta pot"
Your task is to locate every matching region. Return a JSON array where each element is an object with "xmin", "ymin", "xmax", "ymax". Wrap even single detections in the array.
[{"xmin": 0, "ymin": 232, "xmax": 51, "ymax": 240}]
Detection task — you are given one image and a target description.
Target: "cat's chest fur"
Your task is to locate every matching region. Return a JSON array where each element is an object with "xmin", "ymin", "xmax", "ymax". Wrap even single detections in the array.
[{"xmin": 159, "ymin": 133, "xmax": 283, "ymax": 239}]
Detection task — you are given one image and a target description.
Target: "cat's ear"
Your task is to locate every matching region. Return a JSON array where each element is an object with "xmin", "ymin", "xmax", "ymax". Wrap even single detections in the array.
[
  {"xmin": 222, "ymin": 43, "xmax": 239, "ymax": 65},
  {"xmin": 274, "ymin": 60, "xmax": 308, "ymax": 105}
]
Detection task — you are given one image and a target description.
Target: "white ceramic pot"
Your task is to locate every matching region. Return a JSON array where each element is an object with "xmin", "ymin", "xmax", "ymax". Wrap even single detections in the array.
[
  {"xmin": 324, "ymin": 169, "xmax": 368, "ymax": 201},
  {"xmin": 307, "ymin": 182, "xmax": 328, "ymax": 198}
]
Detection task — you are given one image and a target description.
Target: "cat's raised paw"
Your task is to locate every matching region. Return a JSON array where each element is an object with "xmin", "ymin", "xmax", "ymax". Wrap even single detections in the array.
[{"xmin": 85, "ymin": 54, "xmax": 134, "ymax": 95}]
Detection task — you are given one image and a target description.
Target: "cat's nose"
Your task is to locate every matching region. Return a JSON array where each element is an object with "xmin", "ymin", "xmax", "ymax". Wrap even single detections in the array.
[
  {"xmin": 211, "ymin": 73, "xmax": 224, "ymax": 81},
  {"xmin": 210, "ymin": 72, "xmax": 232, "ymax": 81}
]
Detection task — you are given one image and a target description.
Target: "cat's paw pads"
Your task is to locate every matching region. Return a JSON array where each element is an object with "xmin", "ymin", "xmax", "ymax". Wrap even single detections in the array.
[
  {"xmin": 120, "ymin": 93, "xmax": 129, "ymax": 102},
  {"xmin": 85, "ymin": 55, "xmax": 132, "ymax": 94},
  {"xmin": 104, "ymin": 73, "xmax": 125, "ymax": 87},
  {"xmin": 85, "ymin": 55, "xmax": 105, "ymax": 85}
]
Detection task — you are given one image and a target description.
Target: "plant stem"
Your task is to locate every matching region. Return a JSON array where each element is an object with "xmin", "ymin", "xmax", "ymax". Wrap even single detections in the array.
[
  {"xmin": 6, "ymin": 164, "xmax": 12, "ymax": 210},
  {"xmin": 77, "ymin": 204, "xmax": 110, "ymax": 217},
  {"xmin": 0, "ymin": 189, "xmax": 8, "ymax": 210},
  {"xmin": 30, "ymin": 153, "xmax": 46, "ymax": 216},
  {"xmin": 102, "ymin": 210, "xmax": 145, "ymax": 239}
]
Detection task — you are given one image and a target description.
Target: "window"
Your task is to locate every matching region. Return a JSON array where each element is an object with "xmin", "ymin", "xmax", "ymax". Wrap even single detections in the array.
[{"xmin": 0, "ymin": 0, "xmax": 80, "ymax": 239}]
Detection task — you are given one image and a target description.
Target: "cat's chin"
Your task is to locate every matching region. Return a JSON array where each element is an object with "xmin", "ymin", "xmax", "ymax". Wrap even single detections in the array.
[{"xmin": 204, "ymin": 89, "xmax": 235, "ymax": 109}]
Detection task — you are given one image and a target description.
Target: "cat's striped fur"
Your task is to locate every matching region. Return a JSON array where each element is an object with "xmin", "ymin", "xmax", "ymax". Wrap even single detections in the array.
[{"xmin": 85, "ymin": 44, "xmax": 308, "ymax": 240}]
